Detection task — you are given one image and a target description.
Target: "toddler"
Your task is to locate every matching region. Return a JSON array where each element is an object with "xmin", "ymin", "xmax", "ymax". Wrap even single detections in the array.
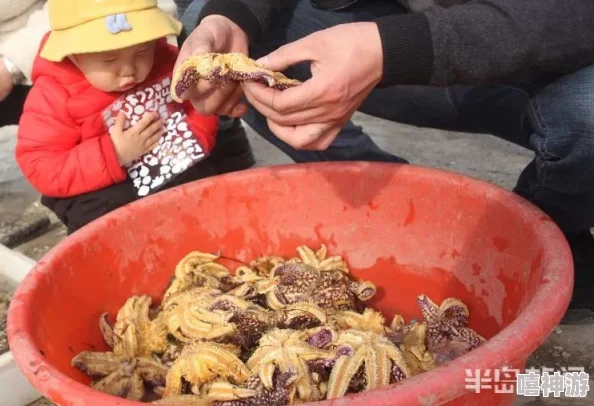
[{"xmin": 15, "ymin": 0, "xmax": 219, "ymax": 235}]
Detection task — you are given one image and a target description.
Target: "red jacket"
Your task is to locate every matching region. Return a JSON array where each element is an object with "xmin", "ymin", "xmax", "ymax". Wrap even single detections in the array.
[{"xmin": 16, "ymin": 36, "xmax": 219, "ymax": 198}]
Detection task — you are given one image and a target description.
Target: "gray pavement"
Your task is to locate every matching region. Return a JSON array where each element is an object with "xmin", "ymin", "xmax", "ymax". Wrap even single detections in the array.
[{"xmin": 2, "ymin": 113, "xmax": 593, "ymax": 405}]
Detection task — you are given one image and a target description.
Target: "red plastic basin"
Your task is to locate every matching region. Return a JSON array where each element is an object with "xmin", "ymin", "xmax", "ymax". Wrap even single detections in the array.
[{"xmin": 8, "ymin": 162, "xmax": 573, "ymax": 406}]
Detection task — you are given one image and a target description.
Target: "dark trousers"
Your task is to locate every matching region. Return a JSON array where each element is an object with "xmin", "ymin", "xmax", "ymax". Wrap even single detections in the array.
[
  {"xmin": 41, "ymin": 159, "xmax": 218, "ymax": 235},
  {"xmin": 0, "ymin": 85, "xmax": 30, "ymax": 126}
]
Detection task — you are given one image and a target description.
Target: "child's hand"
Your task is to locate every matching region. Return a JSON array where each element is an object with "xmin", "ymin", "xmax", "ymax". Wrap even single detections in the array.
[{"xmin": 111, "ymin": 111, "xmax": 166, "ymax": 166}]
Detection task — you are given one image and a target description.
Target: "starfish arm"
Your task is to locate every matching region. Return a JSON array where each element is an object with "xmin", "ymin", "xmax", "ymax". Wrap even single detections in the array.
[
  {"xmin": 365, "ymin": 347, "xmax": 391, "ymax": 391},
  {"xmin": 71, "ymin": 351, "xmax": 122, "ymax": 377},
  {"xmin": 326, "ymin": 349, "xmax": 366, "ymax": 399},
  {"xmin": 258, "ymin": 363, "xmax": 276, "ymax": 389},
  {"xmin": 416, "ymin": 295, "xmax": 440, "ymax": 324},
  {"xmin": 297, "ymin": 246, "xmax": 320, "ymax": 267},
  {"xmin": 152, "ymin": 395, "xmax": 211, "ymax": 405},
  {"xmin": 319, "ymin": 256, "xmax": 349, "ymax": 273},
  {"xmin": 163, "ymin": 362, "xmax": 185, "ymax": 397},
  {"xmin": 99, "ymin": 313, "xmax": 114, "ymax": 348},
  {"xmin": 207, "ymin": 381, "xmax": 259, "ymax": 400},
  {"xmin": 294, "ymin": 355, "xmax": 314, "ymax": 401},
  {"xmin": 316, "ymin": 245, "xmax": 328, "ymax": 261}
]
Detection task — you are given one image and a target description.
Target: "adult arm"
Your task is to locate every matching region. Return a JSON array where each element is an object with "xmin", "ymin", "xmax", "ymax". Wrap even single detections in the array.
[
  {"xmin": 0, "ymin": 1, "xmax": 49, "ymax": 85},
  {"xmin": 195, "ymin": 0, "xmax": 282, "ymax": 42},
  {"xmin": 375, "ymin": 0, "xmax": 594, "ymax": 87},
  {"xmin": 16, "ymin": 78, "xmax": 127, "ymax": 198}
]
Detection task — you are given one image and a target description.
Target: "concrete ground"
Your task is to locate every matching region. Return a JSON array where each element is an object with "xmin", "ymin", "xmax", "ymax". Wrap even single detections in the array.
[{"xmin": 1, "ymin": 113, "xmax": 592, "ymax": 405}]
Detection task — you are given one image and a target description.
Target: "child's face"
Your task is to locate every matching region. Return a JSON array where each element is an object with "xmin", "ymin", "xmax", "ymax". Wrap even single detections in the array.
[{"xmin": 73, "ymin": 41, "xmax": 156, "ymax": 92}]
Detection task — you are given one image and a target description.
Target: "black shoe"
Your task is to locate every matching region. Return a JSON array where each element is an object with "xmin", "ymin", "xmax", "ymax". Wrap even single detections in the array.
[
  {"xmin": 208, "ymin": 119, "xmax": 256, "ymax": 174},
  {"xmin": 559, "ymin": 230, "xmax": 594, "ymax": 325}
]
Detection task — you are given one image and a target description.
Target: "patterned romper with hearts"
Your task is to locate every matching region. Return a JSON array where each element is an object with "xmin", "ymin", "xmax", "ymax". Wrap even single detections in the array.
[{"xmin": 102, "ymin": 76, "xmax": 207, "ymax": 197}]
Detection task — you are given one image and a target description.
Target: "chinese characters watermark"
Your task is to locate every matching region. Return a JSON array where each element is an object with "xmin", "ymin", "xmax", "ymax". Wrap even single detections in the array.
[{"xmin": 465, "ymin": 366, "xmax": 590, "ymax": 398}]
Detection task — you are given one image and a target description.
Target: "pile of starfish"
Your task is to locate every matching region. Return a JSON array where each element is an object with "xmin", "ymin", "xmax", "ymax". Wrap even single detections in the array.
[{"xmin": 72, "ymin": 244, "xmax": 486, "ymax": 405}]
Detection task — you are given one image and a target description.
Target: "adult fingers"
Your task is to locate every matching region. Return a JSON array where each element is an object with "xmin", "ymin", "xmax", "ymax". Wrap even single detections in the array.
[
  {"xmin": 242, "ymin": 77, "xmax": 327, "ymax": 118},
  {"xmin": 299, "ymin": 126, "xmax": 340, "ymax": 150},
  {"xmin": 256, "ymin": 35, "xmax": 316, "ymax": 73},
  {"xmin": 242, "ymin": 82, "xmax": 327, "ymax": 126},
  {"xmin": 173, "ymin": 26, "xmax": 215, "ymax": 73},
  {"xmin": 267, "ymin": 120, "xmax": 337, "ymax": 150},
  {"xmin": 188, "ymin": 81, "xmax": 239, "ymax": 115}
]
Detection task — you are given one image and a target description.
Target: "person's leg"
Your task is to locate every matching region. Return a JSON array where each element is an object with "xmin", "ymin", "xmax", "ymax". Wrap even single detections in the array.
[
  {"xmin": 515, "ymin": 67, "xmax": 594, "ymax": 324},
  {"xmin": 41, "ymin": 181, "xmax": 139, "ymax": 235},
  {"xmin": 441, "ymin": 69, "xmax": 594, "ymax": 324},
  {"xmin": 0, "ymin": 85, "xmax": 30, "ymax": 126}
]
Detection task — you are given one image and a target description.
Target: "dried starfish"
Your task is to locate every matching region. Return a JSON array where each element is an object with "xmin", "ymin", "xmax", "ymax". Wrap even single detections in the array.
[
  {"xmin": 104, "ymin": 296, "xmax": 169, "ymax": 358},
  {"xmin": 73, "ymin": 352, "xmax": 168, "ymax": 400},
  {"xmin": 386, "ymin": 314, "xmax": 417, "ymax": 346},
  {"xmin": 416, "ymin": 295, "xmax": 486, "ymax": 352},
  {"xmin": 235, "ymin": 255, "xmax": 286, "ymax": 280},
  {"xmin": 171, "ymin": 53, "xmax": 301, "ymax": 102},
  {"xmin": 221, "ymin": 302, "xmax": 328, "ymax": 350},
  {"xmin": 87, "ymin": 296, "xmax": 169, "ymax": 362},
  {"xmin": 266, "ymin": 262, "xmax": 376, "ymax": 311},
  {"xmin": 326, "ymin": 329, "xmax": 411, "ymax": 399},
  {"xmin": 296, "ymin": 245, "xmax": 349, "ymax": 273},
  {"xmin": 398, "ymin": 322, "xmax": 436, "ymax": 375},
  {"xmin": 72, "ymin": 296, "xmax": 170, "ymax": 399},
  {"xmin": 163, "ymin": 252, "xmax": 235, "ymax": 304},
  {"xmin": 328, "ymin": 308, "xmax": 389, "ymax": 335},
  {"xmin": 152, "ymin": 394, "xmax": 211, "ymax": 405},
  {"xmin": 163, "ymin": 341, "xmax": 251, "ymax": 397},
  {"xmin": 262, "ymin": 245, "xmax": 377, "ymax": 311},
  {"xmin": 209, "ymin": 370, "xmax": 298, "ymax": 406},
  {"xmin": 164, "ymin": 289, "xmax": 253, "ymax": 343},
  {"xmin": 246, "ymin": 328, "xmax": 335, "ymax": 402}
]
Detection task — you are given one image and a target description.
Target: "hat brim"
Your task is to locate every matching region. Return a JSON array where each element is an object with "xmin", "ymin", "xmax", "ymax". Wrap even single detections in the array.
[{"xmin": 40, "ymin": 8, "xmax": 182, "ymax": 62}]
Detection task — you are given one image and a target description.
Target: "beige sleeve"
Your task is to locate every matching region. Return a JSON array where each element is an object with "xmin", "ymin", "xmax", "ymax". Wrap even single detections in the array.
[{"xmin": 0, "ymin": 2, "xmax": 49, "ymax": 85}]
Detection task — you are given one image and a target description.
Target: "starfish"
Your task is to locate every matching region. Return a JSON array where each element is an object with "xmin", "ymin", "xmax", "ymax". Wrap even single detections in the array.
[
  {"xmin": 72, "ymin": 296, "xmax": 170, "ymax": 400},
  {"xmin": 398, "ymin": 322, "xmax": 436, "ymax": 376},
  {"xmin": 152, "ymin": 394, "xmax": 211, "ymax": 405},
  {"xmin": 72, "ymin": 349, "xmax": 168, "ymax": 400},
  {"xmin": 246, "ymin": 328, "xmax": 335, "ymax": 402},
  {"xmin": 326, "ymin": 329, "xmax": 411, "ymax": 399},
  {"xmin": 105, "ymin": 295, "xmax": 169, "ymax": 358},
  {"xmin": 263, "ymin": 245, "xmax": 377, "ymax": 311},
  {"xmin": 244, "ymin": 255, "xmax": 286, "ymax": 278},
  {"xmin": 209, "ymin": 370, "xmax": 298, "ymax": 406},
  {"xmin": 416, "ymin": 295, "xmax": 486, "ymax": 351},
  {"xmin": 171, "ymin": 53, "xmax": 301, "ymax": 103},
  {"xmin": 296, "ymin": 244, "xmax": 350, "ymax": 274},
  {"xmin": 163, "ymin": 251, "xmax": 235, "ymax": 304},
  {"xmin": 163, "ymin": 341, "xmax": 251, "ymax": 397},
  {"xmin": 328, "ymin": 308, "xmax": 390, "ymax": 335}
]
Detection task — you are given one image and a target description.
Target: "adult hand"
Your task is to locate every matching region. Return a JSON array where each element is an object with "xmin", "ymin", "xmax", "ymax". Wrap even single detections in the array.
[
  {"xmin": 174, "ymin": 15, "xmax": 249, "ymax": 118},
  {"xmin": 241, "ymin": 22, "xmax": 383, "ymax": 150},
  {"xmin": 0, "ymin": 58, "xmax": 14, "ymax": 102}
]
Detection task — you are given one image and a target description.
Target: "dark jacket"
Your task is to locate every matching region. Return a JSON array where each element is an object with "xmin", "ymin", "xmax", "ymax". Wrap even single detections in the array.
[{"xmin": 196, "ymin": 0, "xmax": 594, "ymax": 88}]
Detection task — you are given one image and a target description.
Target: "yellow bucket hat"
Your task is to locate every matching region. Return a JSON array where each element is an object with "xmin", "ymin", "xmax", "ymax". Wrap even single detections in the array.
[{"xmin": 41, "ymin": 0, "xmax": 182, "ymax": 61}]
